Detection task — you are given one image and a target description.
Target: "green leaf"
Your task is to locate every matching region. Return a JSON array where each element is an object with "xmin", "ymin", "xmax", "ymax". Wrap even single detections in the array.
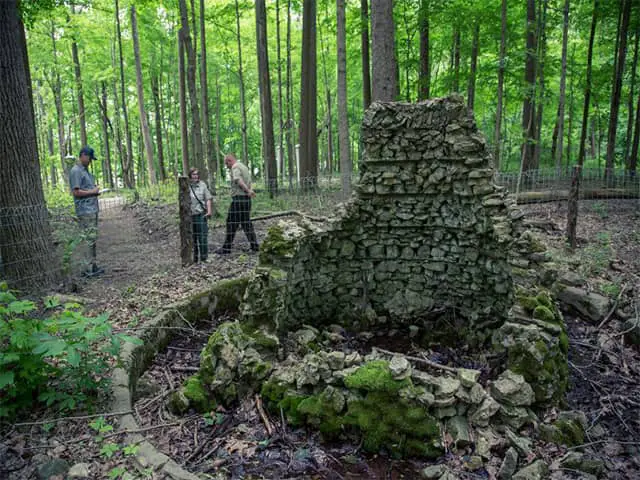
[
  {"xmin": 66, "ymin": 347, "xmax": 81, "ymax": 367},
  {"xmin": 119, "ymin": 335, "xmax": 143, "ymax": 345},
  {"xmin": 0, "ymin": 371, "xmax": 15, "ymax": 389},
  {"xmin": 8, "ymin": 300, "xmax": 35, "ymax": 315},
  {"xmin": 33, "ymin": 339, "xmax": 67, "ymax": 357}
]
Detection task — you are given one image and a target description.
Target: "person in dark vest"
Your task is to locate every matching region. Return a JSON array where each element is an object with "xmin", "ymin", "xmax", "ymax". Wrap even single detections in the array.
[
  {"xmin": 216, "ymin": 153, "xmax": 259, "ymax": 254},
  {"xmin": 69, "ymin": 146, "xmax": 104, "ymax": 277},
  {"xmin": 188, "ymin": 167, "xmax": 213, "ymax": 262}
]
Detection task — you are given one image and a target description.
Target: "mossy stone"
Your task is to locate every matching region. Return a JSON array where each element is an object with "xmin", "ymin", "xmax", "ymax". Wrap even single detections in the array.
[
  {"xmin": 533, "ymin": 305, "xmax": 555, "ymax": 322},
  {"xmin": 182, "ymin": 375, "xmax": 213, "ymax": 412},
  {"xmin": 344, "ymin": 360, "xmax": 411, "ymax": 393}
]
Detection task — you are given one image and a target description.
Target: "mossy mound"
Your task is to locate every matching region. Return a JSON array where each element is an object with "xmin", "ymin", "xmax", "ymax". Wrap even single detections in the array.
[
  {"xmin": 538, "ymin": 411, "xmax": 587, "ymax": 446},
  {"xmin": 261, "ymin": 360, "xmax": 443, "ymax": 458}
]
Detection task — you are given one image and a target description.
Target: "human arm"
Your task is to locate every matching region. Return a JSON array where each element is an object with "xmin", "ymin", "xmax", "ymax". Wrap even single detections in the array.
[
  {"xmin": 236, "ymin": 178, "xmax": 256, "ymax": 198},
  {"xmin": 205, "ymin": 198, "xmax": 213, "ymax": 217},
  {"xmin": 72, "ymin": 187, "xmax": 100, "ymax": 198}
]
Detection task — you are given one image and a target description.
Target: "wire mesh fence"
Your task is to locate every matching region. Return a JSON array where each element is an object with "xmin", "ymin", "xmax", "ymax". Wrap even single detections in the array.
[{"xmin": 1, "ymin": 168, "xmax": 639, "ymax": 290}]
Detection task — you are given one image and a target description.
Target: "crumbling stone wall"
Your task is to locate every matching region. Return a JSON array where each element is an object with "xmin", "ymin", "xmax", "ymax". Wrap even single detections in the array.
[{"xmin": 245, "ymin": 96, "xmax": 519, "ymax": 332}]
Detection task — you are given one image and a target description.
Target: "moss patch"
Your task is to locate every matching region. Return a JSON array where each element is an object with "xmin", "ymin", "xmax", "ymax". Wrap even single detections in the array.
[{"xmin": 344, "ymin": 360, "xmax": 411, "ymax": 393}]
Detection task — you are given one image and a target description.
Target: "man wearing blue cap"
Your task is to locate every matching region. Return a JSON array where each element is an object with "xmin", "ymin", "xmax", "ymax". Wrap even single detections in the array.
[{"xmin": 69, "ymin": 146, "xmax": 104, "ymax": 277}]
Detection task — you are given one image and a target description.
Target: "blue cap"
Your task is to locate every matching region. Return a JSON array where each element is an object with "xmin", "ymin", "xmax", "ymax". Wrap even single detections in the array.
[{"xmin": 79, "ymin": 146, "xmax": 96, "ymax": 160}]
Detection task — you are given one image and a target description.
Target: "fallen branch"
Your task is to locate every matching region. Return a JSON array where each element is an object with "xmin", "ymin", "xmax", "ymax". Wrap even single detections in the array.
[
  {"xmin": 14, "ymin": 410, "xmax": 133, "ymax": 427},
  {"xmin": 255, "ymin": 394, "xmax": 274, "ymax": 437},
  {"xmin": 171, "ymin": 365, "xmax": 200, "ymax": 373},
  {"xmin": 597, "ymin": 283, "xmax": 628, "ymax": 330},
  {"xmin": 375, "ymin": 347, "xmax": 458, "ymax": 373}
]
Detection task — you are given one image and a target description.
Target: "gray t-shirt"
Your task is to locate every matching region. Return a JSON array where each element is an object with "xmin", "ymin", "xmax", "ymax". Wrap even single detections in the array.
[
  {"xmin": 69, "ymin": 163, "xmax": 99, "ymax": 216},
  {"xmin": 189, "ymin": 181, "xmax": 213, "ymax": 215}
]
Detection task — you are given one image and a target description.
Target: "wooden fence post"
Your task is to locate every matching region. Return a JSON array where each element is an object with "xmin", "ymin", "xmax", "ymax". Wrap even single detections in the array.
[
  {"xmin": 179, "ymin": 176, "xmax": 193, "ymax": 266},
  {"xmin": 566, "ymin": 165, "xmax": 581, "ymax": 250}
]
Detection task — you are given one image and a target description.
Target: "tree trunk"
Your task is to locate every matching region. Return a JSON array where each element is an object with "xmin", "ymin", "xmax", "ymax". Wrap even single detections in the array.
[
  {"xmin": 151, "ymin": 74, "xmax": 167, "ymax": 182},
  {"xmin": 533, "ymin": 0, "xmax": 548, "ymax": 168},
  {"xmin": 99, "ymin": 82, "xmax": 114, "ymax": 188},
  {"xmin": 178, "ymin": 0, "xmax": 204, "ymax": 175},
  {"xmin": 371, "ymin": 0, "xmax": 398, "ymax": 101},
  {"xmin": 361, "ymin": 0, "xmax": 372, "ymax": 109},
  {"xmin": 299, "ymin": 0, "xmax": 318, "ymax": 186},
  {"xmin": 255, "ymin": 0, "xmax": 278, "ymax": 196},
  {"xmin": 605, "ymin": 0, "xmax": 631, "ymax": 180},
  {"xmin": 215, "ymin": 76, "xmax": 221, "ymax": 177},
  {"xmin": 630, "ymin": 85, "xmax": 640, "ymax": 175},
  {"xmin": 199, "ymin": 0, "xmax": 215, "ymax": 186},
  {"xmin": 178, "ymin": 30, "xmax": 190, "ymax": 175},
  {"xmin": 49, "ymin": 20, "xmax": 68, "ymax": 184},
  {"xmin": 467, "ymin": 21, "xmax": 480, "ymax": 110},
  {"xmin": 554, "ymin": 0, "xmax": 570, "ymax": 172},
  {"xmin": 521, "ymin": 0, "xmax": 537, "ymax": 172},
  {"xmin": 624, "ymin": 26, "xmax": 639, "ymax": 170},
  {"xmin": 337, "ymin": 0, "xmax": 351, "ymax": 197},
  {"xmin": 0, "ymin": 0, "xmax": 57, "ymax": 288},
  {"xmin": 418, "ymin": 0, "xmax": 430, "ymax": 100},
  {"xmin": 319, "ymin": 5, "xmax": 334, "ymax": 175},
  {"xmin": 110, "ymin": 41, "xmax": 125, "ymax": 186},
  {"xmin": 577, "ymin": 0, "xmax": 598, "ymax": 168},
  {"xmin": 494, "ymin": 0, "xmax": 507, "ymax": 168},
  {"xmin": 286, "ymin": 0, "xmax": 295, "ymax": 186},
  {"xmin": 452, "ymin": 27, "xmax": 460, "ymax": 93},
  {"xmin": 234, "ymin": 0, "xmax": 250, "ymax": 171},
  {"xmin": 131, "ymin": 5, "xmax": 156, "ymax": 185},
  {"xmin": 70, "ymin": 12, "xmax": 87, "ymax": 148},
  {"xmin": 115, "ymin": 0, "xmax": 134, "ymax": 188},
  {"xmin": 275, "ymin": 0, "xmax": 285, "ymax": 182},
  {"xmin": 567, "ymin": 46, "xmax": 576, "ymax": 166}
]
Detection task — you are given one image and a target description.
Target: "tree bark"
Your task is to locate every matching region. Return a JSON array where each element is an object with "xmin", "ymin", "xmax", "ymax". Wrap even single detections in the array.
[
  {"xmin": 452, "ymin": 27, "xmax": 460, "ymax": 93},
  {"xmin": 624, "ymin": 25, "xmax": 639, "ymax": 170},
  {"xmin": 49, "ymin": 20, "xmax": 68, "ymax": 184},
  {"xmin": 286, "ymin": 0, "xmax": 295, "ymax": 186},
  {"xmin": 151, "ymin": 74, "xmax": 167, "ymax": 182},
  {"xmin": 371, "ymin": 0, "xmax": 398, "ymax": 101},
  {"xmin": 533, "ymin": 0, "xmax": 548, "ymax": 168},
  {"xmin": 299, "ymin": 0, "xmax": 319, "ymax": 186},
  {"xmin": 577, "ymin": 0, "xmax": 598, "ymax": 168},
  {"xmin": 70, "ymin": 10, "xmax": 87, "ymax": 148},
  {"xmin": 605, "ymin": 0, "xmax": 631, "ymax": 180},
  {"xmin": 115, "ymin": 0, "xmax": 134, "ymax": 188},
  {"xmin": 467, "ymin": 21, "xmax": 480, "ymax": 110},
  {"xmin": 178, "ymin": 0, "xmax": 204, "ymax": 174},
  {"xmin": 319, "ymin": 5, "xmax": 334, "ymax": 174},
  {"xmin": 337, "ymin": 0, "xmax": 351, "ymax": 197},
  {"xmin": 255, "ymin": 0, "xmax": 278, "ymax": 196},
  {"xmin": 199, "ymin": 0, "xmax": 215, "ymax": 186},
  {"xmin": 234, "ymin": 0, "xmax": 250, "ymax": 171},
  {"xmin": 0, "ymin": 0, "xmax": 57, "ymax": 288},
  {"xmin": 131, "ymin": 5, "xmax": 156, "ymax": 185},
  {"xmin": 521, "ymin": 0, "xmax": 537, "ymax": 172},
  {"xmin": 630, "ymin": 85, "xmax": 640, "ymax": 175},
  {"xmin": 361, "ymin": 0, "xmax": 372, "ymax": 109},
  {"xmin": 418, "ymin": 0, "xmax": 430, "ymax": 100},
  {"xmin": 494, "ymin": 0, "xmax": 507, "ymax": 168},
  {"xmin": 99, "ymin": 82, "xmax": 114, "ymax": 188},
  {"xmin": 554, "ymin": 0, "xmax": 570, "ymax": 172},
  {"xmin": 178, "ymin": 30, "xmax": 190, "ymax": 175}
]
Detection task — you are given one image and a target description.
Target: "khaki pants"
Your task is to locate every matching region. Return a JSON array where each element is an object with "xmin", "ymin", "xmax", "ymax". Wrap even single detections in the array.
[{"xmin": 78, "ymin": 213, "xmax": 98, "ymax": 268}]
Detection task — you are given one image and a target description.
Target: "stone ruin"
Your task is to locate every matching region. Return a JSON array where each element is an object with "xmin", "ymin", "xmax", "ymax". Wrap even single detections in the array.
[{"xmin": 170, "ymin": 97, "xmax": 573, "ymax": 474}]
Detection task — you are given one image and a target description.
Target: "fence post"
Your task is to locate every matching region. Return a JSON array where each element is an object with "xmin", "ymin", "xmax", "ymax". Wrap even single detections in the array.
[
  {"xmin": 566, "ymin": 165, "xmax": 581, "ymax": 250},
  {"xmin": 178, "ymin": 176, "xmax": 193, "ymax": 266}
]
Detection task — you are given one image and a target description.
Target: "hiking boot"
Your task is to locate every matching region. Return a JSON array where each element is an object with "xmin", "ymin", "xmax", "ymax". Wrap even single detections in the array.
[
  {"xmin": 250, "ymin": 244, "xmax": 260, "ymax": 253},
  {"xmin": 215, "ymin": 248, "xmax": 231, "ymax": 255}
]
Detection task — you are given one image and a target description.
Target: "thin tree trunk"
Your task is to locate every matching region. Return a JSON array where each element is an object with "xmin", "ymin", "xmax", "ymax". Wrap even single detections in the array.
[
  {"xmin": 111, "ymin": 42, "xmax": 125, "ymax": 186},
  {"xmin": 371, "ymin": 0, "xmax": 398, "ymax": 101},
  {"xmin": 630, "ymin": 85, "xmax": 640, "ymax": 175},
  {"xmin": 70, "ymin": 11, "xmax": 87, "ymax": 147},
  {"xmin": 337, "ymin": 0, "xmax": 351, "ymax": 197},
  {"xmin": 467, "ymin": 21, "xmax": 479, "ymax": 110},
  {"xmin": 624, "ymin": 26, "xmax": 639, "ymax": 169},
  {"xmin": 605, "ymin": 0, "xmax": 631, "ymax": 180},
  {"xmin": 286, "ymin": 0, "xmax": 295, "ymax": 186},
  {"xmin": 199, "ymin": 0, "xmax": 214, "ymax": 186},
  {"xmin": 99, "ymin": 82, "xmax": 114, "ymax": 188},
  {"xmin": 255, "ymin": 0, "xmax": 278, "ymax": 196},
  {"xmin": 50, "ymin": 21, "xmax": 68, "ymax": 183},
  {"xmin": 215, "ymin": 74, "xmax": 221, "ymax": 177},
  {"xmin": 131, "ymin": 5, "xmax": 156, "ymax": 185},
  {"xmin": 234, "ymin": 0, "xmax": 250, "ymax": 171},
  {"xmin": 276, "ymin": 0, "xmax": 285, "ymax": 182},
  {"xmin": 554, "ymin": 0, "xmax": 570, "ymax": 173},
  {"xmin": 494, "ymin": 0, "xmax": 507, "ymax": 168},
  {"xmin": 533, "ymin": 0, "xmax": 547, "ymax": 168},
  {"xmin": 178, "ymin": 29, "xmax": 189, "ymax": 174},
  {"xmin": 418, "ymin": 0, "xmax": 430, "ymax": 100},
  {"xmin": 521, "ymin": 0, "xmax": 537, "ymax": 172},
  {"xmin": 299, "ymin": 0, "xmax": 319, "ymax": 185},
  {"xmin": 319, "ymin": 4, "xmax": 334, "ymax": 174},
  {"xmin": 151, "ymin": 74, "xmax": 167, "ymax": 181},
  {"xmin": 567, "ymin": 46, "xmax": 576, "ymax": 167},
  {"xmin": 577, "ymin": 0, "xmax": 598, "ymax": 168},
  {"xmin": 178, "ymin": 0, "xmax": 204, "ymax": 174},
  {"xmin": 115, "ymin": 0, "xmax": 134, "ymax": 188},
  {"xmin": 452, "ymin": 27, "xmax": 460, "ymax": 93},
  {"xmin": 361, "ymin": 0, "xmax": 372, "ymax": 109}
]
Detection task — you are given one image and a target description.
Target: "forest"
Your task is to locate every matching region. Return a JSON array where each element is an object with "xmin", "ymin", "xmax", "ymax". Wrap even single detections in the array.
[{"xmin": 6, "ymin": 0, "xmax": 640, "ymax": 193}]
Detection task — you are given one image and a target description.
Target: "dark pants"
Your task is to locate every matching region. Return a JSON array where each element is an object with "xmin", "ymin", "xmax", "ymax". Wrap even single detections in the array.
[
  {"xmin": 222, "ymin": 196, "xmax": 259, "ymax": 251},
  {"xmin": 192, "ymin": 214, "xmax": 208, "ymax": 262}
]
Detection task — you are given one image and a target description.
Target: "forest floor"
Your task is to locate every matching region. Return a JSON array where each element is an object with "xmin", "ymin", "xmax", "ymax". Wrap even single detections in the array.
[{"xmin": 1, "ymin": 198, "xmax": 639, "ymax": 479}]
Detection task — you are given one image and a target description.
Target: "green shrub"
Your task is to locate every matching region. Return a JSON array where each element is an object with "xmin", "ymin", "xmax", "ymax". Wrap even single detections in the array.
[{"xmin": 0, "ymin": 282, "xmax": 142, "ymax": 418}]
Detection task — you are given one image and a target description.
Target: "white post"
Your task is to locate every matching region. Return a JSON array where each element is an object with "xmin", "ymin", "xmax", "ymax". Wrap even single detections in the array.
[
  {"xmin": 295, "ymin": 143, "xmax": 301, "ymax": 186},
  {"xmin": 276, "ymin": 145, "xmax": 282, "ymax": 180}
]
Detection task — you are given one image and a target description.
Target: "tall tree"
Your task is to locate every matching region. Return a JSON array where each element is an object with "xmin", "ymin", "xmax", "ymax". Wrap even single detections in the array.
[
  {"xmin": 178, "ymin": 29, "xmax": 189, "ymax": 174},
  {"xmin": 605, "ymin": 0, "xmax": 632, "ymax": 179},
  {"xmin": 371, "ymin": 0, "xmax": 398, "ymax": 101},
  {"xmin": 577, "ymin": 0, "xmax": 598, "ymax": 168},
  {"xmin": 234, "ymin": 0, "xmax": 250, "ymax": 170},
  {"xmin": 199, "ymin": 0, "xmax": 215, "ymax": 186},
  {"xmin": 467, "ymin": 21, "xmax": 480, "ymax": 110},
  {"xmin": 452, "ymin": 27, "xmax": 460, "ymax": 93},
  {"xmin": 98, "ymin": 82, "xmax": 114, "ymax": 188},
  {"xmin": 299, "ymin": 0, "xmax": 319, "ymax": 185},
  {"xmin": 337, "ymin": 0, "xmax": 351, "ymax": 197},
  {"xmin": 178, "ymin": 0, "xmax": 204, "ymax": 175},
  {"xmin": 69, "ymin": 8, "xmax": 87, "ymax": 148},
  {"xmin": 533, "ymin": 0, "xmax": 548, "ymax": 167},
  {"xmin": 48, "ymin": 20, "xmax": 68, "ymax": 183},
  {"xmin": 553, "ymin": 0, "xmax": 570, "ymax": 172},
  {"xmin": 286, "ymin": 0, "xmax": 295, "ymax": 185},
  {"xmin": 521, "ymin": 0, "xmax": 537, "ymax": 172},
  {"xmin": 361, "ymin": 0, "xmax": 372, "ymax": 109},
  {"xmin": 0, "ymin": 0, "xmax": 57, "ymax": 288},
  {"xmin": 494, "ymin": 0, "xmax": 507, "ymax": 168},
  {"xmin": 115, "ymin": 0, "xmax": 134, "ymax": 188},
  {"xmin": 319, "ymin": 4, "xmax": 334, "ymax": 173},
  {"xmin": 624, "ymin": 27, "xmax": 639, "ymax": 169},
  {"xmin": 418, "ymin": 0, "xmax": 430, "ymax": 100},
  {"xmin": 131, "ymin": 5, "xmax": 156, "ymax": 185},
  {"xmin": 151, "ymin": 74, "xmax": 167, "ymax": 181},
  {"xmin": 275, "ymin": 0, "xmax": 285, "ymax": 181},
  {"xmin": 255, "ymin": 0, "xmax": 277, "ymax": 195}
]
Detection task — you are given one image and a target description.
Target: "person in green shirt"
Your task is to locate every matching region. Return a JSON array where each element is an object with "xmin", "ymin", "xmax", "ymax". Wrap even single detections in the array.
[
  {"xmin": 188, "ymin": 167, "xmax": 213, "ymax": 262},
  {"xmin": 216, "ymin": 153, "xmax": 259, "ymax": 254}
]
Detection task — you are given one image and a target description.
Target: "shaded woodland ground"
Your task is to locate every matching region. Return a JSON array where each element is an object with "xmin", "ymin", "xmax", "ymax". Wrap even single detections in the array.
[{"xmin": 1, "ymin": 198, "xmax": 639, "ymax": 479}]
